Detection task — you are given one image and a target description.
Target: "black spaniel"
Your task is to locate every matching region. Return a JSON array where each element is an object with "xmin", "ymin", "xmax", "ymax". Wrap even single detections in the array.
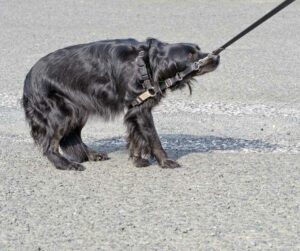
[{"xmin": 22, "ymin": 38, "xmax": 220, "ymax": 170}]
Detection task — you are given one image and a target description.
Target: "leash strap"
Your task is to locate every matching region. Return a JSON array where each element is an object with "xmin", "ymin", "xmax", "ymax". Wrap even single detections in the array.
[{"xmin": 213, "ymin": 0, "xmax": 295, "ymax": 55}]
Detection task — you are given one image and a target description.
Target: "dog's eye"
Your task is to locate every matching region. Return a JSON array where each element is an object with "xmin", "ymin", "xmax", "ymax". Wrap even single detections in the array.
[{"xmin": 187, "ymin": 53, "xmax": 194, "ymax": 60}]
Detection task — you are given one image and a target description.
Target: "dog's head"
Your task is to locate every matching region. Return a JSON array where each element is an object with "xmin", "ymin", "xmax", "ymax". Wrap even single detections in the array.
[{"xmin": 147, "ymin": 38, "xmax": 220, "ymax": 91}]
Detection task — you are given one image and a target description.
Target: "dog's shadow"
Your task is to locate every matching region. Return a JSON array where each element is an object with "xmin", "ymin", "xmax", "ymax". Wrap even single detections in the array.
[{"xmin": 89, "ymin": 134, "xmax": 276, "ymax": 160}]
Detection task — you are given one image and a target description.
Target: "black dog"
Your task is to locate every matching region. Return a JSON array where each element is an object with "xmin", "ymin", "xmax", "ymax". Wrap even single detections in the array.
[{"xmin": 22, "ymin": 38, "xmax": 219, "ymax": 170}]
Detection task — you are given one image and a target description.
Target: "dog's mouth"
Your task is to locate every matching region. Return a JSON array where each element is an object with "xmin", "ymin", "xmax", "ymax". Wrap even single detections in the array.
[{"xmin": 197, "ymin": 54, "xmax": 220, "ymax": 75}]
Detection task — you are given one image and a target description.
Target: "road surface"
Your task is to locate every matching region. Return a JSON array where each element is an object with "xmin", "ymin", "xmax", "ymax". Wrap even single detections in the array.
[{"xmin": 0, "ymin": 0, "xmax": 299, "ymax": 250}]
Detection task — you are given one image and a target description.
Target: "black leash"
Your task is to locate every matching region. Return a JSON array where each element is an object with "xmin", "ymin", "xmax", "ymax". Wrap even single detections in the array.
[
  {"xmin": 131, "ymin": 0, "xmax": 295, "ymax": 107},
  {"xmin": 212, "ymin": 0, "xmax": 295, "ymax": 55}
]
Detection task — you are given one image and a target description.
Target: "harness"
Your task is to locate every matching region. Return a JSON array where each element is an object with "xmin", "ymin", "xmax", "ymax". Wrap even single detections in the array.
[
  {"xmin": 131, "ymin": 0, "xmax": 295, "ymax": 107},
  {"xmin": 131, "ymin": 51, "xmax": 213, "ymax": 107}
]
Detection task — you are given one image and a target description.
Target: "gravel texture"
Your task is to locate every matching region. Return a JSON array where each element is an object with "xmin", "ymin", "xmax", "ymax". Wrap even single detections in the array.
[{"xmin": 0, "ymin": 0, "xmax": 299, "ymax": 250}]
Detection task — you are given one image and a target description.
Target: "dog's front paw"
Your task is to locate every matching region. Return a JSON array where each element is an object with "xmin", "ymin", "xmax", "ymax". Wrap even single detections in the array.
[
  {"xmin": 59, "ymin": 162, "xmax": 85, "ymax": 171},
  {"xmin": 88, "ymin": 152, "xmax": 109, "ymax": 161},
  {"xmin": 161, "ymin": 159, "xmax": 181, "ymax": 169}
]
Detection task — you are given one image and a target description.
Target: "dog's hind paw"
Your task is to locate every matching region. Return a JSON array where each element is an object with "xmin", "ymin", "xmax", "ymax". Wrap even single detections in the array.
[
  {"xmin": 71, "ymin": 163, "xmax": 86, "ymax": 171},
  {"xmin": 161, "ymin": 159, "xmax": 181, "ymax": 169},
  {"xmin": 88, "ymin": 152, "xmax": 109, "ymax": 161},
  {"xmin": 133, "ymin": 157, "xmax": 151, "ymax": 167}
]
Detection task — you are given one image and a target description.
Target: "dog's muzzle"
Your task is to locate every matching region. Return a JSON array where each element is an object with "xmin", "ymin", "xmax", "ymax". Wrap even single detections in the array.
[
  {"xmin": 195, "ymin": 54, "xmax": 220, "ymax": 70},
  {"xmin": 195, "ymin": 54, "xmax": 220, "ymax": 75}
]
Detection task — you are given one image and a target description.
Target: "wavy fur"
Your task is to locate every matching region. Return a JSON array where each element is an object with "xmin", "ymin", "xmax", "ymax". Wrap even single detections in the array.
[{"xmin": 22, "ymin": 38, "xmax": 219, "ymax": 170}]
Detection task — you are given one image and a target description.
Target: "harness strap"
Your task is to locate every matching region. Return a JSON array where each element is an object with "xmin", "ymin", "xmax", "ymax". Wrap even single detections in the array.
[
  {"xmin": 130, "ymin": 54, "xmax": 202, "ymax": 108},
  {"xmin": 136, "ymin": 51, "xmax": 153, "ymax": 89},
  {"xmin": 159, "ymin": 62, "xmax": 200, "ymax": 91},
  {"xmin": 131, "ymin": 50, "xmax": 217, "ymax": 107}
]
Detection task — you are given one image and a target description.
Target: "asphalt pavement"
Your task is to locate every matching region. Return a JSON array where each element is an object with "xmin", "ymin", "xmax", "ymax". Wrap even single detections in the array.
[{"xmin": 0, "ymin": 0, "xmax": 299, "ymax": 250}]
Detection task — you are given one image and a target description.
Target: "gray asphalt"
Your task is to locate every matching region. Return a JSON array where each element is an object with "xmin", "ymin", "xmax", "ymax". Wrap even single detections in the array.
[{"xmin": 0, "ymin": 0, "xmax": 299, "ymax": 250}]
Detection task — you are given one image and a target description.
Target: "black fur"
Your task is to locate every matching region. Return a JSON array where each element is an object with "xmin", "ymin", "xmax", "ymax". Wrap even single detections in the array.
[{"xmin": 22, "ymin": 38, "xmax": 219, "ymax": 170}]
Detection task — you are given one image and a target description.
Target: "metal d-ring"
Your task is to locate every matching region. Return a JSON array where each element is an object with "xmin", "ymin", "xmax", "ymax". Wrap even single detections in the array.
[{"xmin": 147, "ymin": 87, "xmax": 156, "ymax": 96}]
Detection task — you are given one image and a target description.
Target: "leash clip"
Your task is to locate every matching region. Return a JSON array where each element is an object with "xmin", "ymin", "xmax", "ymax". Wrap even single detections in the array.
[
  {"xmin": 197, "ymin": 53, "xmax": 215, "ymax": 69},
  {"xmin": 194, "ymin": 61, "xmax": 201, "ymax": 70}
]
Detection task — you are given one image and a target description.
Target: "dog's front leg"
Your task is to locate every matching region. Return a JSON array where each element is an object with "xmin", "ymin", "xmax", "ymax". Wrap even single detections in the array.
[{"xmin": 124, "ymin": 107, "xmax": 181, "ymax": 168}]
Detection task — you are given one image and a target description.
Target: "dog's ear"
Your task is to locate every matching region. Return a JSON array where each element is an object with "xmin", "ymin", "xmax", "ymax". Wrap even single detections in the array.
[
  {"xmin": 145, "ymin": 38, "xmax": 164, "ymax": 48},
  {"xmin": 147, "ymin": 39, "xmax": 178, "ymax": 84},
  {"xmin": 136, "ymin": 38, "xmax": 164, "ymax": 57}
]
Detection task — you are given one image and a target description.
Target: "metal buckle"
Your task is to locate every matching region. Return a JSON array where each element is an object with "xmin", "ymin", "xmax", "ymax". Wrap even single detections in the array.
[
  {"xmin": 176, "ymin": 72, "xmax": 183, "ymax": 81},
  {"xmin": 165, "ymin": 79, "xmax": 172, "ymax": 87}
]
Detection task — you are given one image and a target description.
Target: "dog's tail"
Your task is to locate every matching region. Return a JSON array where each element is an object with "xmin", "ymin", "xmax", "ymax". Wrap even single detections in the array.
[
  {"xmin": 22, "ymin": 70, "xmax": 49, "ymax": 151},
  {"xmin": 22, "ymin": 70, "xmax": 33, "ymax": 124}
]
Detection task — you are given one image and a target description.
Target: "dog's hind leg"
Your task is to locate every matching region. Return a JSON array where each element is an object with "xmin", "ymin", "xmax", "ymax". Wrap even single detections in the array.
[
  {"xmin": 60, "ymin": 127, "xmax": 109, "ymax": 163},
  {"xmin": 45, "ymin": 138, "xmax": 85, "ymax": 171},
  {"xmin": 60, "ymin": 127, "xmax": 89, "ymax": 163},
  {"xmin": 29, "ymin": 115, "xmax": 85, "ymax": 171},
  {"xmin": 23, "ymin": 92, "xmax": 85, "ymax": 171},
  {"xmin": 40, "ymin": 118, "xmax": 86, "ymax": 171}
]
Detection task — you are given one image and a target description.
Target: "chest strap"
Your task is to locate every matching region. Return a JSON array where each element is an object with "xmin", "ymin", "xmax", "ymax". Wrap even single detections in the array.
[{"xmin": 136, "ymin": 51, "xmax": 153, "ymax": 90}]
